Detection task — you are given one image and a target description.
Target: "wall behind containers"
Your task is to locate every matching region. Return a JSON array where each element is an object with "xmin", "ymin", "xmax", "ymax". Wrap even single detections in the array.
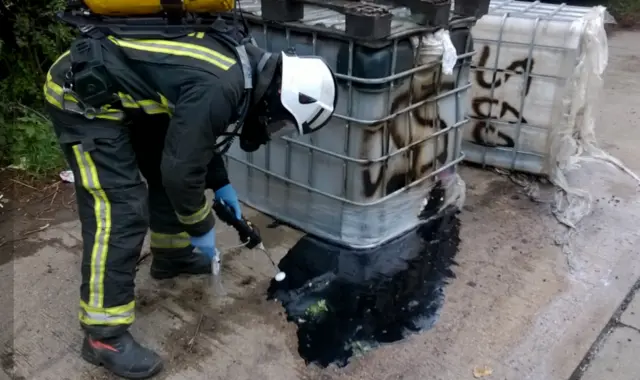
[
  {"xmin": 224, "ymin": 1, "xmax": 474, "ymax": 248},
  {"xmin": 459, "ymin": 0, "xmax": 637, "ymax": 227}
]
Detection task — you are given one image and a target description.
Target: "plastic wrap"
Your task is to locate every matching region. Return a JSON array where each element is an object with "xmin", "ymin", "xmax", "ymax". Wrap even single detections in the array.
[
  {"xmin": 549, "ymin": 6, "xmax": 640, "ymax": 228},
  {"xmin": 415, "ymin": 29, "xmax": 459, "ymax": 76},
  {"xmin": 225, "ymin": 3, "xmax": 472, "ymax": 248},
  {"xmin": 462, "ymin": 1, "xmax": 639, "ymax": 228}
]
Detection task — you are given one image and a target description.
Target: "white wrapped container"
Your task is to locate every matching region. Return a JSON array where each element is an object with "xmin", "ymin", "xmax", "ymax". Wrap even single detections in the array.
[
  {"xmin": 463, "ymin": 0, "xmax": 608, "ymax": 173},
  {"xmin": 224, "ymin": 1, "xmax": 473, "ymax": 248},
  {"xmin": 461, "ymin": 1, "xmax": 631, "ymax": 226}
]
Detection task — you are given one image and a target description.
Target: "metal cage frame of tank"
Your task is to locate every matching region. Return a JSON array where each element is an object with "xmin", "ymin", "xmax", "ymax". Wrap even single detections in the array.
[{"xmin": 223, "ymin": 6, "xmax": 475, "ymax": 248}]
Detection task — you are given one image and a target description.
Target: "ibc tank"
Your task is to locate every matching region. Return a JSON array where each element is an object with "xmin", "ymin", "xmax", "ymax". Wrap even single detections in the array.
[{"xmin": 223, "ymin": 0, "xmax": 474, "ymax": 248}]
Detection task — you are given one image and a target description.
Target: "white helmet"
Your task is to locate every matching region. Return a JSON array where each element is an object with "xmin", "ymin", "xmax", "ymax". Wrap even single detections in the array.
[{"xmin": 266, "ymin": 52, "xmax": 338, "ymax": 139}]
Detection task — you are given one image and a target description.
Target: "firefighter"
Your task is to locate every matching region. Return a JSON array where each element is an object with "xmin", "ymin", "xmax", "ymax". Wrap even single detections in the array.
[{"xmin": 44, "ymin": 22, "xmax": 337, "ymax": 378}]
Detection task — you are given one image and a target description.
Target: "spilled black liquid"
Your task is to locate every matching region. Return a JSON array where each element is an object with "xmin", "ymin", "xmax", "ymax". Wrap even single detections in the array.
[{"xmin": 266, "ymin": 184, "xmax": 461, "ymax": 367}]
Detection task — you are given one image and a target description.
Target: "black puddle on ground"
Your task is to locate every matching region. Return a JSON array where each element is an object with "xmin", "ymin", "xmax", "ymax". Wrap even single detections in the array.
[{"xmin": 267, "ymin": 188, "xmax": 461, "ymax": 368}]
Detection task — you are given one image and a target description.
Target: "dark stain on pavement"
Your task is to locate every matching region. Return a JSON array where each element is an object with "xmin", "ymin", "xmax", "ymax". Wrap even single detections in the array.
[
  {"xmin": 1, "ymin": 349, "xmax": 14, "ymax": 373},
  {"xmin": 267, "ymin": 183, "xmax": 462, "ymax": 367}
]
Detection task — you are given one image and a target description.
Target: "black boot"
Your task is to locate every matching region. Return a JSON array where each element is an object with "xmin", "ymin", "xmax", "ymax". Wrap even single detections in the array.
[
  {"xmin": 149, "ymin": 250, "xmax": 212, "ymax": 280},
  {"xmin": 81, "ymin": 331, "xmax": 163, "ymax": 379}
]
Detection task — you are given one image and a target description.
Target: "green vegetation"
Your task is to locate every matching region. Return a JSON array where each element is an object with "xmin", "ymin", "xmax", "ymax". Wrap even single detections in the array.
[
  {"xmin": 0, "ymin": 0, "xmax": 73, "ymax": 176},
  {"xmin": 305, "ymin": 299, "xmax": 329, "ymax": 317},
  {"xmin": 607, "ymin": 0, "xmax": 640, "ymax": 27}
]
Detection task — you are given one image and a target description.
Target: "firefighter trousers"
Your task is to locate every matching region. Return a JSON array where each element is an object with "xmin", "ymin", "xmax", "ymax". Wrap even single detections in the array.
[{"xmin": 46, "ymin": 105, "xmax": 207, "ymax": 339}]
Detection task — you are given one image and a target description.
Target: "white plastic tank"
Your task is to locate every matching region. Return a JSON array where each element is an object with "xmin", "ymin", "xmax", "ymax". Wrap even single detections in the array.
[
  {"xmin": 460, "ymin": 0, "xmax": 633, "ymax": 227},
  {"xmin": 462, "ymin": 0, "xmax": 609, "ymax": 176}
]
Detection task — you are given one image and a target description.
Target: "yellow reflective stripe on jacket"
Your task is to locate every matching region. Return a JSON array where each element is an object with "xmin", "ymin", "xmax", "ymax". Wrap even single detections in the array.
[
  {"xmin": 108, "ymin": 36, "xmax": 236, "ymax": 71},
  {"xmin": 117, "ymin": 92, "xmax": 139, "ymax": 108},
  {"xmin": 176, "ymin": 200, "xmax": 212, "ymax": 225},
  {"xmin": 188, "ymin": 32, "xmax": 205, "ymax": 39},
  {"xmin": 46, "ymin": 50, "xmax": 171, "ymax": 119},
  {"xmin": 150, "ymin": 231, "xmax": 191, "ymax": 249},
  {"xmin": 79, "ymin": 300, "xmax": 135, "ymax": 326},
  {"xmin": 44, "ymin": 78, "xmax": 125, "ymax": 121},
  {"xmin": 137, "ymin": 97, "xmax": 173, "ymax": 115},
  {"xmin": 45, "ymin": 79, "xmax": 170, "ymax": 119},
  {"xmin": 48, "ymin": 50, "xmax": 71, "ymax": 78},
  {"xmin": 117, "ymin": 92, "xmax": 173, "ymax": 115},
  {"xmin": 72, "ymin": 144, "xmax": 112, "ymax": 309}
]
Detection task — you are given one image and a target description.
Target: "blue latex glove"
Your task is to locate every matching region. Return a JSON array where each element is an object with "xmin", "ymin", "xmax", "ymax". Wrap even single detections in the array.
[
  {"xmin": 190, "ymin": 228, "xmax": 216, "ymax": 259},
  {"xmin": 214, "ymin": 184, "xmax": 242, "ymax": 220}
]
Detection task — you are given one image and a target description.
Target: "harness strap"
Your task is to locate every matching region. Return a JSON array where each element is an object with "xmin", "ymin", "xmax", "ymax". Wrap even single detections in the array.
[
  {"xmin": 257, "ymin": 52, "xmax": 272, "ymax": 73},
  {"xmin": 235, "ymin": 45, "xmax": 253, "ymax": 91}
]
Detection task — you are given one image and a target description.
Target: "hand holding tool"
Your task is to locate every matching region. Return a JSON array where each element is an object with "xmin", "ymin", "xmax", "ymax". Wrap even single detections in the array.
[
  {"xmin": 214, "ymin": 184, "xmax": 242, "ymax": 219},
  {"xmin": 189, "ymin": 228, "xmax": 216, "ymax": 259},
  {"xmin": 212, "ymin": 198, "xmax": 286, "ymax": 281}
]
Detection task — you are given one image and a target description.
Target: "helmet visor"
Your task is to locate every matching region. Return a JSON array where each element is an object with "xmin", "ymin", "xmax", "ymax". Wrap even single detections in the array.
[{"xmin": 262, "ymin": 85, "xmax": 299, "ymax": 139}]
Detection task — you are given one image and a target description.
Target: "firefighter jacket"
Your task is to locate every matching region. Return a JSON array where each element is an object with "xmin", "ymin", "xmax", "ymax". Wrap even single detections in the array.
[{"xmin": 45, "ymin": 32, "xmax": 255, "ymax": 237}]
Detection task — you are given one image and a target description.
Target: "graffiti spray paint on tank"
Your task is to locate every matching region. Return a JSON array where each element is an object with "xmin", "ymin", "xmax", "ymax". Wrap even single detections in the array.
[
  {"xmin": 359, "ymin": 40, "xmax": 458, "ymax": 200},
  {"xmin": 466, "ymin": 44, "xmax": 536, "ymax": 148}
]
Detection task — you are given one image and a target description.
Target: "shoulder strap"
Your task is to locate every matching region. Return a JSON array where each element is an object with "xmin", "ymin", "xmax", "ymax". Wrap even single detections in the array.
[
  {"xmin": 206, "ymin": 18, "xmax": 261, "ymax": 92},
  {"xmin": 78, "ymin": 24, "xmax": 106, "ymax": 39}
]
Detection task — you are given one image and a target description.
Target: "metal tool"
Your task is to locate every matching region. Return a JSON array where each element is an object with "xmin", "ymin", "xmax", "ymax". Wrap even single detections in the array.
[
  {"xmin": 209, "ymin": 248, "xmax": 225, "ymax": 296},
  {"xmin": 212, "ymin": 199, "xmax": 286, "ymax": 281}
]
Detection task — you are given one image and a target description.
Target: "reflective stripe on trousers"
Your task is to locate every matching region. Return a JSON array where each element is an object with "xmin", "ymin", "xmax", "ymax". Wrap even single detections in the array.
[
  {"xmin": 72, "ymin": 144, "xmax": 112, "ymax": 309},
  {"xmin": 175, "ymin": 199, "xmax": 212, "ymax": 225},
  {"xmin": 79, "ymin": 300, "xmax": 135, "ymax": 326},
  {"xmin": 150, "ymin": 231, "xmax": 191, "ymax": 249}
]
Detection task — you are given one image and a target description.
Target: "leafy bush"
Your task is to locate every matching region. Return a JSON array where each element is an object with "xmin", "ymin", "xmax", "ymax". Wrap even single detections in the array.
[
  {"xmin": 0, "ymin": 0, "xmax": 74, "ymax": 175},
  {"xmin": 607, "ymin": 0, "xmax": 640, "ymax": 26},
  {"xmin": 1, "ymin": 106, "xmax": 66, "ymax": 175}
]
